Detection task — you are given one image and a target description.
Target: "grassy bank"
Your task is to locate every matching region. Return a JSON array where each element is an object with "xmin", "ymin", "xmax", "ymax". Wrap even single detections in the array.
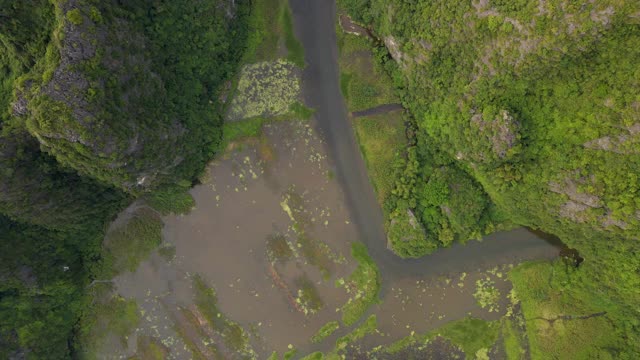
[
  {"xmin": 509, "ymin": 261, "xmax": 626, "ymax": 359},
  {"xmin": 352, "ymin": 110, "xmax": 407, "ymax": 205},
  {"xmin": 336, "ymin": 19, "xmax": 398, "ymax": 112}
]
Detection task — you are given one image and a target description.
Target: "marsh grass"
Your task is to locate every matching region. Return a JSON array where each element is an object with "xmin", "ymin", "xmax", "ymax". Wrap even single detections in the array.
[
  {"xmin": 157, "ymin": 245, "xmax": 176, "ymax": 262},
  {"xmin": 282, "ymin": 190, "xmax": 336, "ymax": 278},
  {"xmin": 337, "ymin": 243, "xmax": 380, "ymax": 326},
  {"xmin": 267, "ymin": 233, "xmax": 294, "ymax": 262},
  {"xmin": 336, "ymin": 21, "xmax": 398, "ymax": 112},
  {"xmin": 281, "ymin": 5, "xmax": 305, "ymax": 67},
  {"xmin": 172, "ymin": 314, "xmax": 208, "ymax": 360},
  {"xmin": 501, "ymin": 318, "xmax": 525, "ymax": 360},
  {"xmin": 509, "ymin": 261, "xmax": 622, "ymax": 359},
  {"xmin": 295, "ymin": 276, "xmax": 324, "ymax": 314},
  {"xmin": 353, "ymin": 110, "xmax": 406, "ymax": 205},
  {"xmin": 311, "ymin": 321, "xmax": 340, "ymax": 343},
  {"xmin": 243, "ymin": 0, "xmax": 283, "ymax": 63},
  {"xmin": 335, "ymin": 314, "xmax": 377, "ymax": 351},
  {"xmin": 191, "ymin": 275, "xmax": 254, "ymax": 356},
  {"xmin": 371, "ymin": 317, "xmax": 499, "ymax": 358}
]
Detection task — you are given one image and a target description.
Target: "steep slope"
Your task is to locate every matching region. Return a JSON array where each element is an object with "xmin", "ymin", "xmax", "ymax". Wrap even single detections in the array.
[
  {"xmin": 14, "ymin": 0, "xmax": 244, "ymax": 192},
  {"xmin": 0, "ymin": 0, "xmax": 249, "ymax": 357}
]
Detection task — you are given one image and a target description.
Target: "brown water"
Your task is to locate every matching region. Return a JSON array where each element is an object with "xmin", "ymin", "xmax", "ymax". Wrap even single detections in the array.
[
  {"xmin": 106, "ymin": 119, "xmax": 558, "ymax": 359},
  {"xmin": 99, "ymin": 1, "xmax": 563, "ymax": 358}
]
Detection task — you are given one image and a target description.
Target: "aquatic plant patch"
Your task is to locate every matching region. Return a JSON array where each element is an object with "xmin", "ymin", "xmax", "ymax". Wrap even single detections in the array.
[
  {"xmin": 227, "ymin": 60, "xmax": 301, "ymax": 121},
  {"xmin": 473, "ymin": 278, "xmax": 501, "ymax": 312},
  {"xmin": 336, "ymin": 242, "xmax": 381, "ymax": 326},
  {"xmin": 191, "ymin": 275, "xmax": 257, "ymax": 358},
  {"xmin": 311, "ymin": 321, "xmax": 340, "ymax": 343}
]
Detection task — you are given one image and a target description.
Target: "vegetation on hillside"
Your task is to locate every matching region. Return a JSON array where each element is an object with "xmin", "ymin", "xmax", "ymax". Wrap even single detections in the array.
[
  {"xmin": 339, "ymin": 0, "xmax": 640, "ymax": 355},
  {"xmin": 0, "ymin": 0, "xmax": 251, "ymax": 357}
]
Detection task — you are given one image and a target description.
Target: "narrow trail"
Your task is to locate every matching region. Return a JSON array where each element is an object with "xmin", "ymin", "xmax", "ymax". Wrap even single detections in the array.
[{"xmin": 288, "ymin": 0, "xmax": 559, "ymax": 292}]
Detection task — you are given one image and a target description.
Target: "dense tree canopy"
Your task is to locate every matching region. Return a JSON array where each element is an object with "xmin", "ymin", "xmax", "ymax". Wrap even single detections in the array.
[
  {"xmin": 0, "ymin": 0, "xmax": 250, "ymax": 357},
  {"xmin": 340, "ymin": 0, "xmax": 640, "ymax": 355}
]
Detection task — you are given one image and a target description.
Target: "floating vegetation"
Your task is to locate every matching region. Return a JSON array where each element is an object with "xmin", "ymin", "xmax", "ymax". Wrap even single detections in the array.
[
  {"xmin": 473, "ymin": 278, "xmax": 501, "ymax": 312},
  {"xmin": 157, "ymin": 244, "xmax": 176, "ymax": 262},
  {"xmin": 266, "ymin": 233, "xmax": 294, "ymax": 263},
  {"xmin": 294, "ymin": 276, "xmax": 324, "ymax": 315},
  {"xmin": 227, "ymin": 60, "xmax": 301, "ymax": 121},
  {"xmin": 280, "ymin": 189, "xmax": 341, "ymax": 278}
]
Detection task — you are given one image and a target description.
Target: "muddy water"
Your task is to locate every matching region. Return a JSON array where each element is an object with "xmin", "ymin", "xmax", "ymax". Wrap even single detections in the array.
[
  {"xmin": 112, "ymin": 121, "xmax": 364, "ymax": 358},
  {"xmin": 104, "ymin": 1, "xmax": 563, "ymax": 358}
]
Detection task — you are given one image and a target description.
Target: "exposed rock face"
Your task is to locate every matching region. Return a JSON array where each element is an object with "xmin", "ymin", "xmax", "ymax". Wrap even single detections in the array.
[
  {"xmin": 383, "ymin": 35, "xmax": 407, "ymax": 67},
  {"xmin": 583, "ymin": 123, "xmax": 640, "ymax": 154},
  {"xmin": 339, "ymin": 15, "xmax": 368, "ymax": 37},
  {"xmin": 470, "ymin": 109, "xmax": 520, "ymax": 161},
  {"xmin": 20, "ymin": 1, "xmax": 187, "ymax": 192},
  {"xmin": 549, "ymin": 176, "xmax": 602, "ymax": 209}
]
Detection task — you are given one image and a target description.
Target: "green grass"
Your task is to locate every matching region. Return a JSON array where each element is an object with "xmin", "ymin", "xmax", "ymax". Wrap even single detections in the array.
[
  {"xmin": 336, "ymin": 243, "xmax": 381, "ymax": 326},
  {"xmin": 242, "ymin": 0, "xmax": 283, "ymax": 63},
  {"xmin": 501, "ymin": 318, "xmax": 525, "ymax": 360},
  {"xmin": 289, "ymin": 101, "xmax": 315, "ymax": 120},
  {"xmin": 242, "ymin": 0, "xmax": 304, "ymax": 66},
  {"xmin": 281, "ymin": 5, "xmax": 305, "ymax": 67},
  {"xmin": 311, "ymin": 321, "xmax": 340, "ymax": 343},
  {"xmin": 103, "ymin": 208, "xmax": 163, "ymax": 274},
  {"xmin": 336, "ymin": 23, "xmax": 398, "ymax": 112},
  {"xmin": 300, "ymin": 352, "xmax": 324, "ymax": 360},
  {"xmin": 371, "ymin": 317, "xmax": 498, "ymax": 358},
  {"xmin": 436, "ymin": 317, "xmax": 500, "ymax": 357},
  {"xmin": 353, "ymin": 111, "xmax": 406, "ymax": 205},
  {"xmin": 283, "ymin": 348, "xmax": 298, "ymax": 360},
  {"xmin": 222, "ymin": 117, "xmax": 266, "ymax": 146},
  {"xmin": 509, "ymin": 261, "xmax": 624, "ymax": 360},
  {"xmin": 335, "ymin": 314, "xmax": 377, "ymax": 351}
]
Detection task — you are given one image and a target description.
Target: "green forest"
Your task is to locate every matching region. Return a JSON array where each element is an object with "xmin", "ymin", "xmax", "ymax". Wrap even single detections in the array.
[
  {"xmin": 340, "ymin": 0, "xmax": 640, "ymax": 356},
  {"xmin": 0, "ymin": 0, "xmax": 250, "ymax": 357}
]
